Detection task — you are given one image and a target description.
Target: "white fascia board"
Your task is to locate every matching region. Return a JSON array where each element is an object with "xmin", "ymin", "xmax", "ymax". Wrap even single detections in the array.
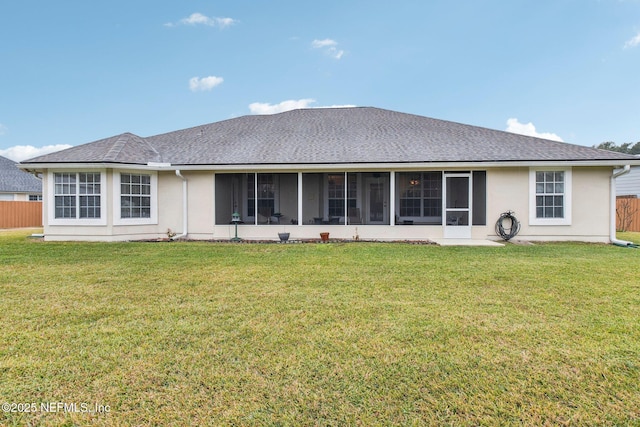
[
  {"xmin": 162, "ymin": 159, "xmax": 640, "ymax": 172},
  {"xmin": 18, "ymin": 162, "xmax": 171, "ymax": 171},
  {"xmin": 18, "ymin": 159, "xmax": 640, "ymax": 173}
]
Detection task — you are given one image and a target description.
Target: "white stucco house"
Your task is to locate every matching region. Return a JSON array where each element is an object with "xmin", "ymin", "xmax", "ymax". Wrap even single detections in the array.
[{"xmin": 18, "ymin": 107, "xmax": 640, "ymax": 243}]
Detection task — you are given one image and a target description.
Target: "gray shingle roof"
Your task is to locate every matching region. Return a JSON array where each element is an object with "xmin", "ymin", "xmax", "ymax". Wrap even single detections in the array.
[
  {"xmin": 20, "ymin": 107, "xmax": 639, "ymax": 166},
  {"xmin": 0, "ymin": 155, "xmax": 42, "ymax": 193}
]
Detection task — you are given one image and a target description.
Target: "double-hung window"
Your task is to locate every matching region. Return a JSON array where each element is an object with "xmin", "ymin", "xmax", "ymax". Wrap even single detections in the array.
[
  {"xmin": 120, "ymin": 174, "xmax": 151, "ymax": 218},
  {"xmin": 50, "ymin": 171, "xmax": 105, "ymax": 225},
  {"xmin": 529, "ymin": 168, "xmax": 572, "ymax": 225},
  {"xmin": 114, "ymin": 171, "xmax": 157, "ymax": 225}
]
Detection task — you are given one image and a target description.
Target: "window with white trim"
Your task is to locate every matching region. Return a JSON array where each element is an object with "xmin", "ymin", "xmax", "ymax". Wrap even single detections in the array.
[
  {"xmin": 535, "ymin": 171, "xmax": 564, "ymax": 218},
  {"xmin": 54, "ymin": 172, "xmax": 101, "ymax": 219},
  {"xmin": 529, "ymin": 168, "xmax": 571, "ymax": 226},
  {"xmin": 113, "ymin": 171, "xmax": 158, "ymax": 225},
  {"xmin": 120, "ymin": 173, "xmax": 151, "ymax": 218}
]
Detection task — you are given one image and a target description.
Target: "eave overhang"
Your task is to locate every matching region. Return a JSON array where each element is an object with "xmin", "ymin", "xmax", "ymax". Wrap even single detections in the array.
[{"xmin": 18, "ymin": 158, "xmax": 640, "ymax": 173}]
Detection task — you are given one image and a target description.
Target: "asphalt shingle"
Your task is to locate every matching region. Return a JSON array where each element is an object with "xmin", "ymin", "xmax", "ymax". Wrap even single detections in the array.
[
  {"xmin": 0, "ymin": 155, "xmax": 42, "ymax": 193},
  {"xmin": 21, "ymin": 107, "xmax": 639, "ymax": 166}
]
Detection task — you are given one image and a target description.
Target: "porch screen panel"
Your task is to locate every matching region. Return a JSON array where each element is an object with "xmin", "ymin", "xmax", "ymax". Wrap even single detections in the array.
[
  {"xmin": 399, "ymin": 173, "xmax": 421, "ymax": 216},
  {"xmin": 247, "ymin": 173, "xmax": 255, "ymax": 217},
  {"xmin": 257, "ymin": 174, "xmax": 275, "ymax": 219},
  {"xmin": 302, "ymin": 173, "xmax": 323, "ymax": 224},
  {"xmin": 347, "ymin": 173, "xmax": 357, "ymax": 213},
  {"xmin": 396, "ymin": 172, "xmax": 442, "ymax": 223},
  {"xmin": 472, "ymin": 171, "xmax": 486, "ymax": 226},
  {"xmin": 214, "ymin": 173, "xmax": 240, "ymax": 225},
  {"xmin": 247, "ymin": 173, "xmax": 276, "ymax": 223},
  {"xmin": 423, "ymin": 172, "xmax": 442, "ymax": 217},
  {"xmin": 327, "ymin": 173, "xmax": 345, "ymax": 218}
]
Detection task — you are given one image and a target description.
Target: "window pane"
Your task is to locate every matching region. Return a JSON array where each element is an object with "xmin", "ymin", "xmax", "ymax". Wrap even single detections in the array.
[
  {"xmin": 554, "ymin": 196, "xmax": 564, "ymax": 207},
  {"xmin": 55, "ymin": 195, "xmax": 76, "ymax": 218},
  {"xmin": 535, "ymin": 170, "xmax": 566, "ymax": 219},
  {"xmin": 120, "ymin": 173, "xmax": 152, "ymax": 219}
]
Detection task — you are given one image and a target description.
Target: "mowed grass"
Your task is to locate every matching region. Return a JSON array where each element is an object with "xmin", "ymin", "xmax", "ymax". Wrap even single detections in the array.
[{"xmin": 1, "ymin": 230, "xmax": 639, "ymax": 426}]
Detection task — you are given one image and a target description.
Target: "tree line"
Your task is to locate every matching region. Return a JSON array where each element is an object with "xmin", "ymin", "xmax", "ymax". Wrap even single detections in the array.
[{"xmin": 594, "ymin": 141, "xmax": 640, "ymax": 155}]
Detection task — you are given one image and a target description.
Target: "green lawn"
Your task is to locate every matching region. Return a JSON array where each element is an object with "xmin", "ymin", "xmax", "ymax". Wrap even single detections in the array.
[{"xmin": 1, "ymin": 230, "xmax": 639, "ymax": 426}]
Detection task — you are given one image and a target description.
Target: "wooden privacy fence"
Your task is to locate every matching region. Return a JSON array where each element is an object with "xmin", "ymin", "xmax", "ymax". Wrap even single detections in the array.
[
  {"xmin": 0, "ymin": 201, "xmax": 42, "ymax": 228},
  {"xmin": 617, "ymin": 197, "xmax": 640, "ymax": 232}
]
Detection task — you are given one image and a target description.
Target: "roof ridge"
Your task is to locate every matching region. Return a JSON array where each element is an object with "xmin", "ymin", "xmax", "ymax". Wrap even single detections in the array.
[
  {"xmin": 103, "ymin": 132, "xmax": 162, "ymax": 162},
  {"xmin": 103, "ymin": 133, "xmax": 133, "ymax": 162}
]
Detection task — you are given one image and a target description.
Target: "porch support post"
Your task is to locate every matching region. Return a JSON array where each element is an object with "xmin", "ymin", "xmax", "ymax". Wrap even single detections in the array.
[
  {"xmin": 254, "ymin": 172, "xmax": 258, "ymax": 225},
  {"xmin": 298, "ymin": 172, "xmax": 303, "ymax": 227},
  {"xmin": 390, "ymin": 171, "xmax": 395, "ymax": 226},
  {"xmin": 344, "ymin": 171, "xmax": 348, "ymax": 226},
  {"xmin": 212, "ymin": 172, "xmax": 216, "ymax": 229}
]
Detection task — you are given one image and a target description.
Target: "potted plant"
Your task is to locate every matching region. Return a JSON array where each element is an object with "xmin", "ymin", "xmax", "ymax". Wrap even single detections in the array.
[
  {"xmin": 278, "ymin": 232, "xmax": 290, "ymax": 242},
  {"xmin": 320, "ymin": 232, "xmax": 330, "ymax": 243},
  {"xmin": 278, "ymin": 221, "xmax": 290, "ymax": 243}
]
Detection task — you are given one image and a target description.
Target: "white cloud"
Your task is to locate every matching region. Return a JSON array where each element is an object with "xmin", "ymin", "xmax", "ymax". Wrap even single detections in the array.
[
  {"xmin": 165, "ymin": 13, "xmax": 237, "ymax": 28},
  {"xmin": 0, "ymin": 144, "xmax": 73, "ymax": 162},
  {"xmin": 312, "ymin": 39, "xmax": 337, "ymax": 49},
  {"xmin": 249, "ymin": 99, "xmax": 317, "ymax": 115},
  {"xmin": 248, "ymin": 99, "xmax": 356, "ymax": 115},
  {"xmin": 189, "ymin": 76, "xmax": 224, "ymax": 92},
  {"xmin": 624, "ymin": 31, "xmax": 640, "ymax": 49},
  {"xmin": 505, "ymin": 118, "xmax": 564, "ymax": 142},
  {"xmin": 311, "ymin": 38, "xmax": 345, "ymax": 60}
]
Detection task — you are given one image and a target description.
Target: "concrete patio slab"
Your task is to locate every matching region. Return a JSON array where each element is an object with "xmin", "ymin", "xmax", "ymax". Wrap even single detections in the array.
[{"xmin": 432, "ymin": 239, "xmax": 505, "ymax": 247}]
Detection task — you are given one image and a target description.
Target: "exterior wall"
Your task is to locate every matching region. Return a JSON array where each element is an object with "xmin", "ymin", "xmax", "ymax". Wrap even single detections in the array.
[
  {"xmin": 616, "ymin": 166, "xmax": 640, "ymax": 197},
  {"xmin": 0, "ymin": 193, "xmax": 19, "ymax": 201},
  {"xmin": 40, "ymin": 166, "xmax": 614, "ymax": 243},
  {"xmin": 474, "ymin": 167, "xmax": 611, "ymax": 242},
  {"xmin": 0, "ymin": 193, "xmax": 37, "ymax": 201},
  {"xmin": 184, "ymin": 171, "xmax": 214, "ymax": 238}
]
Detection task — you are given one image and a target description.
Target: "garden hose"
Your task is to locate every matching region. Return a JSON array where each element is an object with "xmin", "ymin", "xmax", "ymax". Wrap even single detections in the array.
[{"xmin": 496, "ymin": 210, "xmax": 521, "ymax": 241}]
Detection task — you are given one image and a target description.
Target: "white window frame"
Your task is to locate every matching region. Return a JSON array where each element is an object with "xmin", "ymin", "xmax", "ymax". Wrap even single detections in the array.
[
  {"xmin": 529, "ymin": 167, "xmax": 572, "ymax": 226},
  {"xmin": 113, "ymin": 170, "xmax": 158, "ymax": 225},
  {"xmin": 48, "ymin": 170, "xmax": 107, "ymax": 226}
]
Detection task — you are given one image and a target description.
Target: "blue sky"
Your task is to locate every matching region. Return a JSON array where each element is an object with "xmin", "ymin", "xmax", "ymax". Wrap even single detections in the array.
[{"xmin": 1, "ymin": 0, "xmax": 639, "ymax": 161}]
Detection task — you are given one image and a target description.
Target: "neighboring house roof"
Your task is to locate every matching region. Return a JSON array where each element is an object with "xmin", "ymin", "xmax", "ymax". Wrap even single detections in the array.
[
  {"xmin": 20, "ymin": 107, "xmax": 640, "ymax": 166},
  {"xmin": 0, "ymin": 155, "xmax": 42, "ymax": 193}
]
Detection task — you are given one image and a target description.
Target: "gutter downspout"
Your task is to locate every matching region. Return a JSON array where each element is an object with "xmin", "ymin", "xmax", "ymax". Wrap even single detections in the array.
[
  {"xmin": 610, "ymin": 165, "xmax": 633, "ymax": 247},
  {"xmin": 173, "ymin": 170, "xmax": 188, "ymax": 240}
]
